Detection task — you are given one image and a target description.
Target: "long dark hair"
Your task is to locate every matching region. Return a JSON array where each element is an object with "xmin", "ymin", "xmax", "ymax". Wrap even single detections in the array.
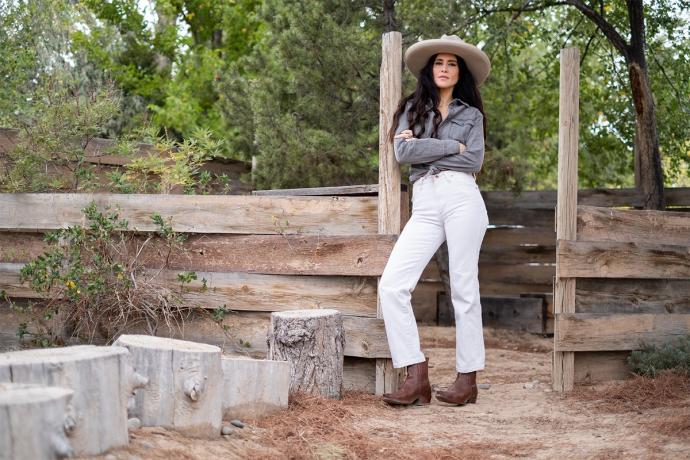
[{"xmin": 389, "ymin": 54, "xmax": 487, "ymax": 142}]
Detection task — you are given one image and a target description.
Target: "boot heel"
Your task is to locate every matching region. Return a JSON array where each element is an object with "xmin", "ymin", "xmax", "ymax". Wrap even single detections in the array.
[
  {"xmin": 416, "ymin": 393, "xmax": 431, "ymax": 405},
  {"xmin": 468, "ymin": 395, "xmax": 477, "ymax": 404}
]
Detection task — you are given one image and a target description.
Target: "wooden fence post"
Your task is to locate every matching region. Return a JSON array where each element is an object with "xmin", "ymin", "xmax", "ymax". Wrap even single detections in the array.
[
  {"xmin": 553, "ymin": 47, "xmax": 580, "ymax": 392},
  {"xmin": 376, "ymin": 31, "xmax": 404, "ymax": 395}
]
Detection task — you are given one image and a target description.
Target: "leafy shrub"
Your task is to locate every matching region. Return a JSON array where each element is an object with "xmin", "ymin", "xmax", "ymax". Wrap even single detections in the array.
[
  {"xmin": 12, "ymin": 201, "xmax": 208, "ymax": 346},
  {"xmin": 628, "ymin": 335, "xmax": 690, "ymax": 378}
]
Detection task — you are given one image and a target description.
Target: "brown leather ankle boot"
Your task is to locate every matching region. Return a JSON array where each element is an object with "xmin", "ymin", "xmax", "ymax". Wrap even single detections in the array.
[
  {"xmin": 435, "ymin": 372, "xmax": 477, "ymax": 405},
  {"xmin": 382, "ymin": 359, "xmax": 431, "ymax": 406}
]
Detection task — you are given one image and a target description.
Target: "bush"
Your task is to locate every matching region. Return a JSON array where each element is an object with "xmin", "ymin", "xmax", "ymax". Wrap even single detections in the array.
[
  {"xmin": 12, "ymin": 202, "xmax": 209, "ymax": 346},
  {"xmin": 628, "ymin": 335, "xmax": 690, "ymax": 378}
]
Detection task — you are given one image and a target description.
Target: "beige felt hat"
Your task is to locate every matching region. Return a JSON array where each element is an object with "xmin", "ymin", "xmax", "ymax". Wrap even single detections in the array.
[{"xmin": 404, "ymin": 34, "xmax": 491, "ymax": 86}]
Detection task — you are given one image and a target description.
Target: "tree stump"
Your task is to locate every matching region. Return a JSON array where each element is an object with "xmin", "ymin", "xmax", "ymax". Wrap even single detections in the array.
[
  {"xmin": 267, "ymin": 309, "xmax": 345, "ymax": 399},
  {"xmin": 0, "ymin": 345, "xmax": 137, "ymax": 456},
  {"xmin": 0, "ymin": 383, "xmax": 75, "ymax": 460},
  {"xmin": 113, "ymin": 334, "xmax": 223, "ymax": 438}
]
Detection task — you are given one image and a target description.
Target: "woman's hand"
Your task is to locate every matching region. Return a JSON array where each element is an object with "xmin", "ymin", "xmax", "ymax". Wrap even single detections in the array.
[{"xmin": 394, "ymin": 129, "xmax": 417, "ymax": 142}]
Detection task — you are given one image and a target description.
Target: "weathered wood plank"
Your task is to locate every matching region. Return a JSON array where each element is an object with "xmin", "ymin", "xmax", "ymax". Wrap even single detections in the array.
[
  {"xmin": 0, "ymin": 193, "xmax": 379, "ymax": 235},
  {"xmin": 0, "ymin": 263, "xmax": 379, "ymax": 317},
  {"xmin": 437, "ymin": 294, "xmax": 545, "ymax": 333},
  {"xmin": 555, "ymin": 313, "xmax": 690, "ymax": 352},
  {"xmin": 482, "ymin": 227, "xmax": 555, "ymax": 247},
  {"xmin": 0, "ymin": 233, "xmax": 396, "ymax": 276},
  {"xmin": 557, "ymin": 240, "xmax": 690, "ymax": 279},
  {"xmin": 252, "ymin": 184, "xmax": 407, "ymax": 196},
  {"xmin": 553, "ymin": 47, "xmax": 579, "ymax": 393},
  {"xmin": 576, "ymin": 278, "xmax": 690, "ymax": 314},
  {"xmin": 479, "ymin": 245, "xmax": 555, "ymax": 264},
  {"xmin": 481, "ymin": 188, "xmax": 690, "ymax": 210},
  {"xmin": 376, "ymin": 31, "xmax": 404, "ymax": 395},
  {"xmin": 577, "ymin": 205, "xmax": 690, "ymax": 245},
  {"xmin": 486, "ymin": 207, "xmax": 555, "ymax": 228},
  {"xmin": 153, "ymin": 311, "xmax": 390, "ymax": 359},
  {"xmin": 574, "ymin": 351, "xmax": 632, "ymax": 383}
]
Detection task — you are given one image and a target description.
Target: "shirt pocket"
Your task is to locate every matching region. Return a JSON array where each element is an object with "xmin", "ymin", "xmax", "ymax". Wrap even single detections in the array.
[{"xmin": 448, "ymin": 118, "xmax": 475, "ymax": 144}]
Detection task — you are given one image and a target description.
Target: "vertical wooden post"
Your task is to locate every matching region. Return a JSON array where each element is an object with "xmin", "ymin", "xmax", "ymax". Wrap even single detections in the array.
[
  {"xmin": 553, "ymin": 47, "xmax": 580, "ymax": 392},
  {"xmin": 376, "ymin": 31, "xmax": 404, "ymax": 395}
]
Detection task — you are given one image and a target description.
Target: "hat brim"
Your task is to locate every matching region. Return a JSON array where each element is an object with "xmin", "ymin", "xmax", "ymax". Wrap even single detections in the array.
[{"xmin": 404, "ymin": 39, "xmax": 491, "ymax": 86}]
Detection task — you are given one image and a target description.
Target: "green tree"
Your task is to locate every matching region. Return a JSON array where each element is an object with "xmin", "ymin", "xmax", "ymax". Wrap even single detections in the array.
[{"xmin": 219, "ymin": 0, "xmax": 383, "ymax": 189}]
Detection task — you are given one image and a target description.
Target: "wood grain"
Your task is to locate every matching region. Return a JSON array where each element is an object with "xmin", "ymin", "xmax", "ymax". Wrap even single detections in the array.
[
  {"xmin": 575, "ymin": 278, "xmax": 690, "ymax": 314},
  {"xmin": 553, "ymin": 46, "xmax": 580, "ymax": 393},
  {"xmin": 376, "ymin": 31, "xmax": 404, "ymax": 395},
  {"xmin": 0, "ymin": 263, "xmax": 379, "ymax": 317},
  {"xmin": 574, "ymin": 351, "xmax": 632, "ymax": 383},
  {"xmin": 577, "ymin": 205, "xmax": 690, "ymax": 245},
  {"xmin": 554, "ymin": 312, "xmax": 690, "ymax": 351},
  {"xmin": 557, "ymin": 239, "xmax": 690, "ymax": 279},
  {"xmin": 0, "ymin": 193, "xmax": 379, "ymax": 235}
]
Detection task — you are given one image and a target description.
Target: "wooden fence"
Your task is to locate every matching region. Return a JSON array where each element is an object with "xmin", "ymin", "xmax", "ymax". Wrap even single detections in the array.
[
  {"xmin": 0, "ymin": 192, "xmax": 402, "ymax": 393},
  {"xmin": 412, "ymin": 187, "xmax": 690, "ymax": 336},
  {"xmin": 552, "ymin": 48, "xmax": 690, "ymax": 391}
]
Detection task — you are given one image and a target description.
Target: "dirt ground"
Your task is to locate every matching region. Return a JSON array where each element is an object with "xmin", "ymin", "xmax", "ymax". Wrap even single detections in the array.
[{"xmin": 84, "ymin": 326, "xmax": 690, "ymax": 460}]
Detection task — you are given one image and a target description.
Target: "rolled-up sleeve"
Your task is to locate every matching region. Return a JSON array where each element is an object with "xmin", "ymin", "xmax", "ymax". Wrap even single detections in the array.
[{"xmin": 393, "ymin": 107, "xmax": 459, "ymax": 164}]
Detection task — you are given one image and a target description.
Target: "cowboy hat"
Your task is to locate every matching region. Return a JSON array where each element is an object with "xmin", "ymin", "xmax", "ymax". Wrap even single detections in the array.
[{"xmin": 404, "ymin": 34, "xmax": 491, "ymax": 86}]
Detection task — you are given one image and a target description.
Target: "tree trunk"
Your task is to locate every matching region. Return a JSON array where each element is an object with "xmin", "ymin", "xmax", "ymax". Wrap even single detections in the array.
[
  {"xmin": 113, "ymin": 335, "xmax": 223, "ymax": 438},
  {"xmin": 0, "ymin": 383, "xmax": 75, "ymax": 460},
  {"xmin": 626, "ymin": 0, "xmax": 664, "ymax": 209},
  {"xmin": 0, "ymin": 345, "xmax": 136, "ymax": 456},
  {"xmin": 382, "ymin": 0, "xmax": 398, "ymax": 32},
  {"xmin": 267, "ymin": 309, "xmax": 345, "ymax": 399}
]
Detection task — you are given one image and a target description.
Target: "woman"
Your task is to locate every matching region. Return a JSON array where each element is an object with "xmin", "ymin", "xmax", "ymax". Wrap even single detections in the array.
[{"xmin": 379, "ymin": 35, "xmax": 490, "ymax": 406}]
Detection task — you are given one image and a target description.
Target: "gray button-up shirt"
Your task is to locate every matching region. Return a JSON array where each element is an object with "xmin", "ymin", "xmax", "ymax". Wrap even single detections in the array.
[{"xmin": 393, "ymin": 98, "xmax": 484, "ymax": 183}]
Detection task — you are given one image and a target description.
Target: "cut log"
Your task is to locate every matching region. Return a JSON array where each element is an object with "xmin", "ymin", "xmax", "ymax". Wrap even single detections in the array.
[
  {"xmin": 113, "ymin": 334, "xmax": 223, "ymax": 438},
  {"xmin": 268, "ymin": 309, "xmax": 345, "ymax": 399},
  {"xmin": 0, "ymin": 345, "xmax": 136, "ymax": 456},
  {"xmin": 220, "ymin": 356, "xmax": 290, "ymax": 420},
  {"xmin": 0, "ymin": 383, "xmax": 75, "ymax": 460}
]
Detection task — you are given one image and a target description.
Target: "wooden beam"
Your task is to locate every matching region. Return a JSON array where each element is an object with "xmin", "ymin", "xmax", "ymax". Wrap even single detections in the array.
[
  {"xmin": 574, "ymin": 351, "xmax": 632, "ymax": 383},
  {"xmin": 0, "ymin": 193, "xmax": 378, "ymax": 235},
  {"xmin": 0, "ymin": 263, "xmax": 379, "ymax": 317},
  {"xmin": 577, "ymin": 205, "xmax": 690, "ymax": 245},
  {"xmin": 376, "ymin": 31, "xmax": 404, "ymax": 395},
  {"xmin": 0, "ymin": 233, "xmax": 396, "ymax": 277},
  {"xmin": 576, "ymin": 278, "xmax": 690, "ymax": 314},
  {"xmin": 555, "ymin": 312, "xmax": 690, "ymax": 352},
  {"xmin": 557, "ymin": 239, "xmax": 690, "ymax": 279},
  {"xmin": 481, "ymin": 187, "xmax": 690, "ymax": 210},
  {"xmin": 553, "ymin": 47, "xmax": 580, "ymax": 393}
]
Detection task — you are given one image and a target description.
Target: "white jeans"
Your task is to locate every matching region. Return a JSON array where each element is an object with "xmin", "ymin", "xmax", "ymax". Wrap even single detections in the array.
[{"xmin": 379, "ymin": 170, "xmax": 489, "ymax": 373}]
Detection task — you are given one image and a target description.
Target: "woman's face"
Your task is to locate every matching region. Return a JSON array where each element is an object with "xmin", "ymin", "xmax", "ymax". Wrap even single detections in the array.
[{"xmin": 432, "ymin": 53, "xmax": 460, "ymax": 90}]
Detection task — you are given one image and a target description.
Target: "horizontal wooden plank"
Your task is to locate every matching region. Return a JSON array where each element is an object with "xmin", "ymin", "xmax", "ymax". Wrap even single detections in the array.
[
  {"xmin": 577, "ymin": 205, "xmax": 690, "ymax": 245},
  {"xmin": 0, "ymin": 193, "xmax": 378, "ymax": 235},
  {"xmin": 482, "ymin": 187, "xmax": 690, "ymax": 210},
  {"xmin": 555, "ymin": 312, "xmax": 690, "ymax": 351},
  {"xmin": 482, "ymin": 227, "xmax": 555, "ymax": 247},
  {"xmin": 574, "ymin": 351, "xmax": 632, "ymax": 383},
  {"xmin": 253, "ymin": 184, "xmax": 407, "ymax": 196},
  {"xmin": 342, "ymin": 357, "xmax": 376, "ymax": 393},
  {"xmin": 576, "ymin": 278, "xmax": 690, "ymax": 314},
  {"xmin": 147, "ymin": 311, "xmax": 389, "ymax": 359},
  {"xmin": 0, "ymin": 233, "xmax": 396, "ymax": 277},
  {"xmin": 557, "ymin": 240, "xmax": 690, "ymax": 279},
  {"xmin": 0, "ymin": 263, "xmax": 379, "ymax": 317},
  {"xmin": 480, "ymin": 245, "xmax": 555, "ymax": 265},
  {"xmin": 487, "ymin": 207, "xmax": 554, "ymax": 228}
]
